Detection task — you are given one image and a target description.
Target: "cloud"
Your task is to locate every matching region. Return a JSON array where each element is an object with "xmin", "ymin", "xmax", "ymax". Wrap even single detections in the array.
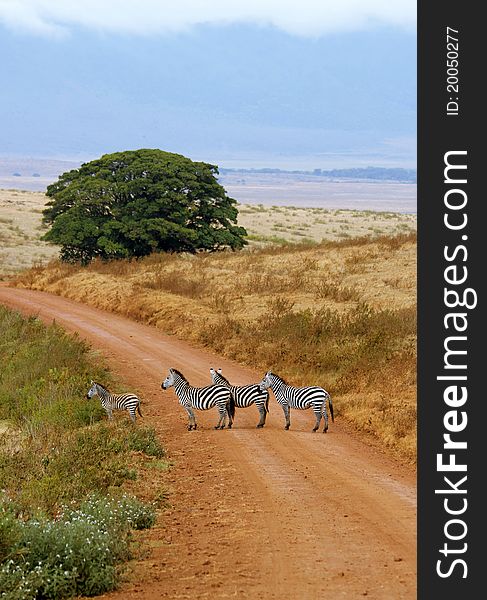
[{"xmin": 0, "ymin": 0, "xmax": 416, "ymax": 37}]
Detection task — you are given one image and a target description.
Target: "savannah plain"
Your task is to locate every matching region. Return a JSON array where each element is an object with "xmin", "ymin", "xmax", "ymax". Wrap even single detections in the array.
[
  {"xmin": 0, "ymin": 183, "xmax": 417, "ymax": 599},
  {"xmin": 1, "ymin": 187, "xmax": 417, "ymax": 463}
]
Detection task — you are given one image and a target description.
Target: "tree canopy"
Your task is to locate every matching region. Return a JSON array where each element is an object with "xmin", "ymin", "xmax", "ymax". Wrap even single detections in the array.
[{"xmin": 42, "ymin": 149, "xmax": 247, "ymax": 263}]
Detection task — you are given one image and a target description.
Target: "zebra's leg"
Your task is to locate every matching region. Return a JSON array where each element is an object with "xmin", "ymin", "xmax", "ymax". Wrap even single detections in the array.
[
  {"xmin": 185, "ymin": 407, "xmax": 196, "ymax": 431},
  {"xmin": 256, "ymin": 403, "xmax": 266, "ymax": 428},
  {"xmin": 312, "ymin": 408, "xmax": 322, "ymax": 432},
  {"xmin": 282, "ymin": 404, "xmax": 291, "ymax": 430},
  {"xmin": 190, "ymin": 408, "xmax": 197, "ymax": 430},
  {"xmin": 106, "ymin": 407, "xmax": 113, "ymax": 420},
  {"xmin": 226, "ymin": 402, "xmax": 233, "ymax": 429},
  {"xmin": 322, "ymin": 404, "xmax": 329, "ymax": 433},
  {"xmin": 215, "ymin": 406, "xmax": 226, "ymax": 429},
  {"xmin": 129, "ymin": 409, "xmax": 136, "ymax": 423}
]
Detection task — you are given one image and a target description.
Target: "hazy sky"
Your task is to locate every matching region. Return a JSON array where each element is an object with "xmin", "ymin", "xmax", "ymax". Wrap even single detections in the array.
[{"xmin": 1, "ymin": 0, "xmax": 416, "ymax": 169}]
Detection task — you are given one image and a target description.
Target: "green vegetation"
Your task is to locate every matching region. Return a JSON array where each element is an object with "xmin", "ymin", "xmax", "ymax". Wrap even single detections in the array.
[
  {"xmin": 0, "ymin": 306, "xmax": 164, "ymax": 598},
  {"xmin": 245, "ymin": 233, "xmax": 292, "ymax": 245},
  {"xmin": 0, "ymin": 495, "xmax": 156, "ymax": 599},
  {"xmin": 42, "ymin": 149, "xmax": 248, "ymax": 263},
  {"xmin": 0, "ymin": 308, "xmax": 108, "ymax": 434}
]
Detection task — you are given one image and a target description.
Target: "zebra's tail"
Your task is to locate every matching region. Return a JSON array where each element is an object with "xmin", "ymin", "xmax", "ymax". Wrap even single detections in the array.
[
  {"xmin": 265, "ymin": 393, "xmax": 269, "ymax": 414},
  {"xmin": 229, "ymin": 392, "xmax": 236, "ymax": 420},
  {"xmin": 327, "ymin": 393, "xmax": 334, "ymax": 422},
  {"xmin": 137, "ymin": 401, "xmax": 143, "ymax": 418}
]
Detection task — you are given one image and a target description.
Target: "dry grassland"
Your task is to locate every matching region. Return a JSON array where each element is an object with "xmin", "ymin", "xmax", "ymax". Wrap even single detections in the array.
[
  {"xmin": 0, "ymin": 188, "xmax": 416, "ymax": 275},
  {"xmin": 13, "ymin": 233, "xmax": 417, "ymax": 464},
  {"xmin": 239, "ymin": 203, "xmax": 416, "ymax": 245},
  {"xmin": 0, "ymin": 189, "xmax": 58, "ymax": 275}
]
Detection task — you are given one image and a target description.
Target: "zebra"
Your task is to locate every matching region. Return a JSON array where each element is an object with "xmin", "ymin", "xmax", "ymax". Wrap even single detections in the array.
[
  {"xmin": 86, "ymin": 380, "xmax": 143, "ymax": 423},
  {"xmin": 161, "ymin": 368, "xmax": 234, "ymax": 431},
  {"xmin": 258, "ymin": 371, "xmax": 334, "ymax": 433},
  {"xmin": 209, "ymin": 368, "xmax": 269, "ymax": 428}
]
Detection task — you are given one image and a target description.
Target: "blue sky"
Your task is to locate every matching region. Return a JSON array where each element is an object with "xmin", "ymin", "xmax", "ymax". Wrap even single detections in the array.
[{"xmin": 0, "ymin": 1, "xmax": 416, "ymax": 169}]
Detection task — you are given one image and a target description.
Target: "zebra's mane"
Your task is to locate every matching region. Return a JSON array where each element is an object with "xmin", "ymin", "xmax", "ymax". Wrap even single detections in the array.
[
  {"xmin": 215, "ymin": 371, "xmax": 231, "ymax": 385},
  {"xmin": 93, "ymin": 381, "xmax": 110, "ymax": 392},
  {"xmin": 171, "ymin": 368, "xmax": 188, "ymax": 382},
  {"xmin": 270, "ymin": 372, "xmax": 287, "ymax": 385}
]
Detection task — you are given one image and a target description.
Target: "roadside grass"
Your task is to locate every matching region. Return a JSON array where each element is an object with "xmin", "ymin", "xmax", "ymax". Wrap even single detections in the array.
[
  {"xmin": 0, "ymin": 495, "xmax": 156, "ymax": 599},
  {"xmin": 0, "ymin": 306, "xmax": 166, "ymax": 598},
  {"xmin": 196, "ymin": 301, "xmax": 416, "ymax": 461},
  {"xmin": 13, "ymin": 233, "xmax": 417, "ymax": 464}
]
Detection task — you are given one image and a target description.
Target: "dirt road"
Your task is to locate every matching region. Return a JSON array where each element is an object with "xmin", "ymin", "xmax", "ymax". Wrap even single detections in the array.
[{"xmin": 0, "ymin": 286, "xmax": 416, "ymax": 599}]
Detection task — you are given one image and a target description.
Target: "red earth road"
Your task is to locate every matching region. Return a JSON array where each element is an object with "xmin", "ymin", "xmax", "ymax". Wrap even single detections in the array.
[{"xmin": 0, "ymin": 286, "xmax": 417, "ymax": 599}]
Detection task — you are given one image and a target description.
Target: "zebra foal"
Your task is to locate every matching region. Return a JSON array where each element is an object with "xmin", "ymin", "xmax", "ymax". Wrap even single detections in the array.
[
  {"xmin": 210, "ymin": 368, "xmax": 269, "ymax": 428},
  {"xmin": 258, "ymin": 371, "xmax": 334, "ymax": 433},
  {"xmin": 161, "ymin": 368, "xmax": 234, "ymax": 430},
  {"xmin": 86, "ymin": 380, "xmax": 143, "ymax": 423}
]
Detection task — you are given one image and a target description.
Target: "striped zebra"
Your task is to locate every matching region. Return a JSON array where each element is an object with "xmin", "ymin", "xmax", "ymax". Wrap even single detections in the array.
[
  {"xmin": 258, "ymin": 371, "xmax": 334, "ymax": 433},
  {"xmin": 161, "ymin": 368, "xmax": 234, "ymax": 431},
  {"xmin": 210, "ymin": 368, "xmax": 269, "ymax": 428},
  {"xmin": 86, "ymin": 380, "xmax": 143, "ymax": 423}
]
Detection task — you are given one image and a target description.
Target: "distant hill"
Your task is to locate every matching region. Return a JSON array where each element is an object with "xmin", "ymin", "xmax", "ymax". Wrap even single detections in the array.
[
  {"xmin": 0, "ymin": 157, "xmax": 82, "ymax": 177},
  {"xmin": 0, "ymin": 157, "xmax": 83, "ymax": 191},
  {"xmin": 219, "ymin": 166, "xmax": 416, "ymax": 183},
  {"xmin": 0, "ymin": 158, "xmax": 417, "ymax": 193}
]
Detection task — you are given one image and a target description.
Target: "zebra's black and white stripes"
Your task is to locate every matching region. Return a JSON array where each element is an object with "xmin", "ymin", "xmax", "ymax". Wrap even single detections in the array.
[
  {"xmin": 161, "ymin": 368, "xmax": 234, "ymax": 430},
  {"xmin": 210, "ymin": 368, "xmax": 269, "ymax": 428},
  {"xmin": 86, "ymin": 380, "xmax": 143, "ymax": 423},
  {"xmin": 88, "ymin": 367, "xmax": 334, "ymax": 433},
  {"xmin": 258, "ymin": 371, "xmax": 334, "ymax": 433}
]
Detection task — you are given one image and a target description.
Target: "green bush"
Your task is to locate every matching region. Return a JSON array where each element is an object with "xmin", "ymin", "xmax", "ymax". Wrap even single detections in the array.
[
  {"xmin": 66, "ymin": 494, "xmax": 157, "ymax": 532},
  {"xmin": 126, "ymin": 426, "xmax": 165, "ymax": 458},
  {"xmin": 0, "ymin": 495, "xmax": 156, "ymax": 599},
  {"xmin": 0, "ymin": 506, "xmax": 20, "ymax": 563}
]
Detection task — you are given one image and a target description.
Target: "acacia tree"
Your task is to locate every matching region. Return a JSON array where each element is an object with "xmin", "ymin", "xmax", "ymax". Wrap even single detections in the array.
[{"xmin": 42, "ymin": 149, "xmax": 247, "ymax": 263}]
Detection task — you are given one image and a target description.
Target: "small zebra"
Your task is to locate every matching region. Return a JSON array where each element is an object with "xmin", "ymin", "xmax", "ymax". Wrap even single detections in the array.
[
  {"xmin": 161, "ymin": 368, "xmax": 234, "ymax": 431},
  {"xmin": 210, "ymin": 368, "xmax": 269, "ymax": 428},
  {"xmin": 258, "ymin": 371, "xmax": 334, "ymax": 433},
  {"xmin": 86, "ymin": 380, "xmax": 143, "ymax": 423}
]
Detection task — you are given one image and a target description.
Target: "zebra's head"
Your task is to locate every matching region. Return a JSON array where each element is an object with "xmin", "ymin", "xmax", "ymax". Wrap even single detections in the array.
[
  {"xmin": 209, "ymin": 367, "xmax": 224, "ymax": 383},
  {"xmin": 258, "ymin": 371, "xmax": 273, "ymax": 392},
  {"xmin": 86, "ymin": 380, "xmax": 98, "ymax": 399},
  {"xmin": 210, "ymin": 368, "xmax": 230, "ymax": 387},
  {"xmin": 161, "ymin": 369, "xmax": 175, "ymax": 390}
]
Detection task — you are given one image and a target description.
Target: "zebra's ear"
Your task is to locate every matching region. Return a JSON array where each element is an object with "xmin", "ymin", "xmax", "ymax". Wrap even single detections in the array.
[{"xmin": 217, "ymin": 368, "xmax": 222, "ymax": 374}]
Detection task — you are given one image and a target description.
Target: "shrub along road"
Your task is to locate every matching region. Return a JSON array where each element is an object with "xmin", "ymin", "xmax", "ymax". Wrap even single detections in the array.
[{"xmin": 0, "ymin": 285, "xmax": 416, "ymax": 599}]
